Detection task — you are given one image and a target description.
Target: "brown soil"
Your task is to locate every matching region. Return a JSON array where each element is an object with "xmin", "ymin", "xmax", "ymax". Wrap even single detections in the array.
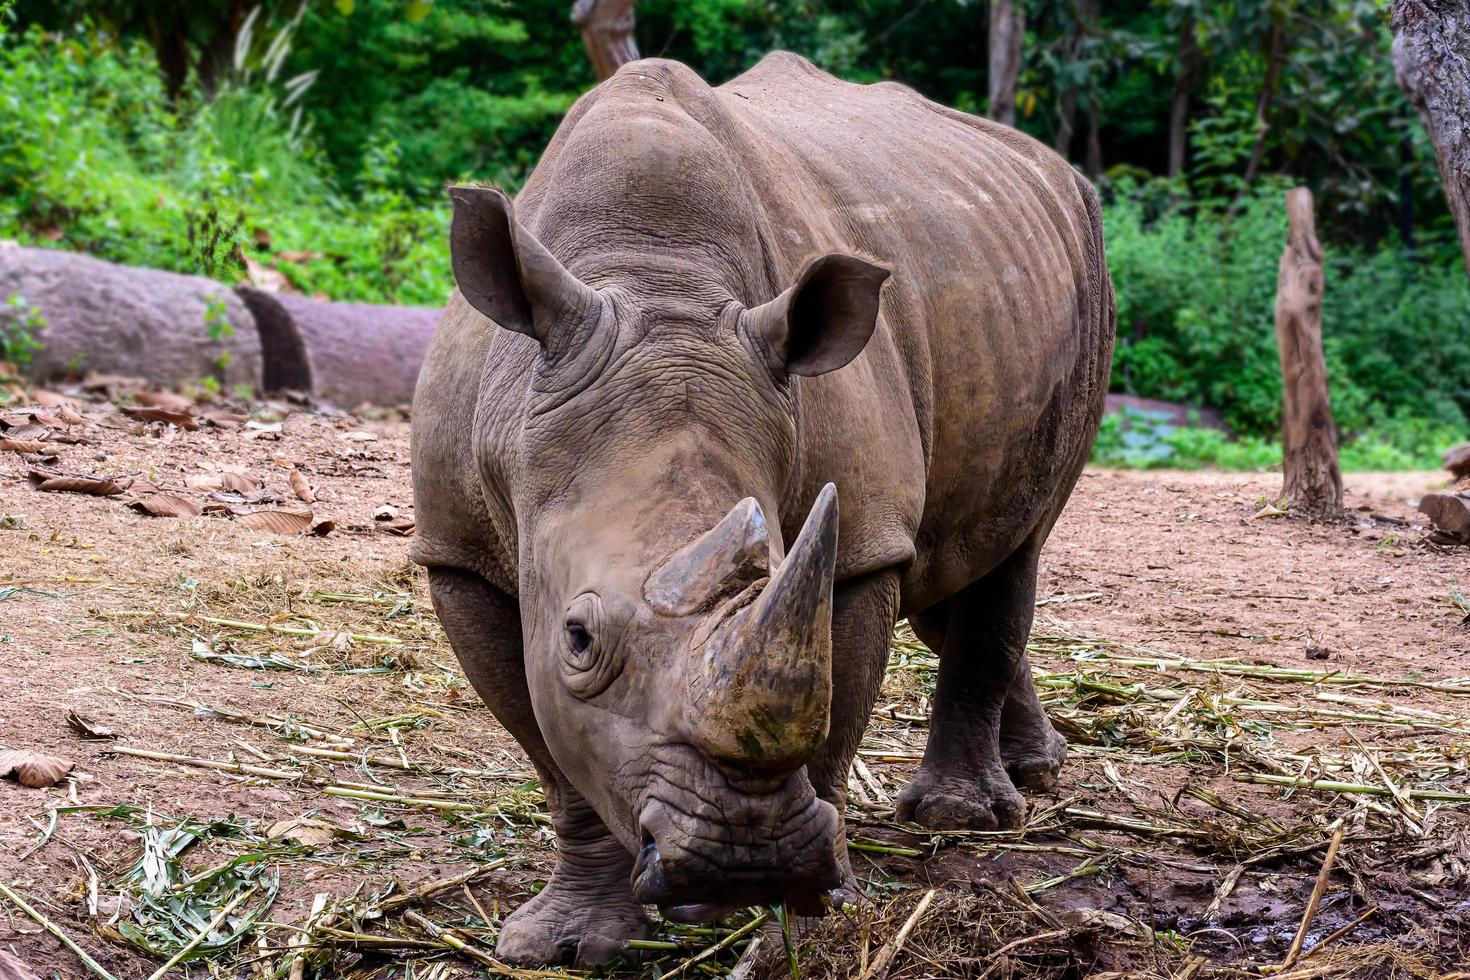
[{"xmin": 1, "ymin": 387, "xmax": 1467, "ymax": 979}]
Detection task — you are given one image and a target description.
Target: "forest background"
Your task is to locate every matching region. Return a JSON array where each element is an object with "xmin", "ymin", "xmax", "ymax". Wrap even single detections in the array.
[{"xmin": 2, "ymin": 0, "xmax": 1465, "ymax": 470}]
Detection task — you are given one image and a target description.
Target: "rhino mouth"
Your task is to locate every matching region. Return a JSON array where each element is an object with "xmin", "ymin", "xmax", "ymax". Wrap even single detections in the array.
[{"xmin": 628, "ymin": 745, "xmax": 842, "ymax": 918}]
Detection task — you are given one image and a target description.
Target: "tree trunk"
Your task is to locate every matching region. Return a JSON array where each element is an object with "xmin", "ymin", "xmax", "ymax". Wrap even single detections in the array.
[
  {"xmin": 1052, "ymin": 0, "xmax": 1095, "ymax": 157},
  {"xmin": 1085, "ymin": 96, "xmax": 1103, "ymax": 178},
  {"xmin": 1167, "ymin": 13, "xmax": 1201, "ymax": 179},
  {"xmin": 1274, "ymin": 188, "xmax": 1342, "ymax": 518},
  {"xmin": 571, "ymin": 0, "xmax": 639, "ymax": 82},
  {"xmin": 1232, "ymin": 20, "xmax": 1287, "ymax": 207},
  {"xmin": 988, "ymin": 0, "xmax": 1025, "ymax": 127},
  {"xmin": 1391, "ymin": 0, "xmax": 1470, "ymax": 278}
]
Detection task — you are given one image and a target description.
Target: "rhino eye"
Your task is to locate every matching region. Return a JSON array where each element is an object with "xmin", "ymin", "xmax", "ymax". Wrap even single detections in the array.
[
  {"xmin": 565, "ymin": 621, "xmax": 593, "ymax": 655},
  {"xmin": 558, "ymin": 593, "xmax": 623, "ymax": 699}
]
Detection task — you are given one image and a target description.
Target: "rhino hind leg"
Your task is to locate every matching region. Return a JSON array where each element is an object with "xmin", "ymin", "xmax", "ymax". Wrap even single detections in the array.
[
  {"xmin": 428, "ymin": 568, "xmax": 651, "ymax": 966},
  {"xmin": 896, "ymin": 542, "xmax": 1054, "ymax": 831},
  {"xmin": 999, "ymin": 655, "xmax": 1068, "ymax": 790}
]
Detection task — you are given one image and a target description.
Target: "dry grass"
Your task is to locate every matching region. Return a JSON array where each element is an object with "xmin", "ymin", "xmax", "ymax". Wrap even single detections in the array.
[
  {"xmin": 8, "ymin": 585, "xmax": 1467, "ymax": 979},
  {"xmin": 3, "ymin": 384, "xmax": 1468, "ymax": 978}
]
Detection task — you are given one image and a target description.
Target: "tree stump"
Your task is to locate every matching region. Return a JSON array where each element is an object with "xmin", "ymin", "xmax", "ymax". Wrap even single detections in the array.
[
  {"xmin": 1391, "ymin": 0, "xmax": 1470, "ymax": 279},
  {"xmin": 1274, "ymin": 188, "xmax": 1342, "ymax": 518},
  {"xmin": 1420, "ymin": 492, "xmax": 1470, "ymax": 545},
  {"xmin": 571, "ymin": 0, "xmax": 638, "ymax": 82}
]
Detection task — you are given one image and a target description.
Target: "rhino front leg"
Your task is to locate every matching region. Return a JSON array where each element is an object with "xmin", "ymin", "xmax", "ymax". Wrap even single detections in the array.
[
  {"xmin": 910, "ymin": 617, "xmax": 1067, "ymax": 792},
  {"xmin": 428, "ymin": 568, "xmax": 651, "ymax": 967},
  {"xmin": 896, "ymin": 542, "xmax": 1047, "ymax": 831},
  {"xmin": 805, "ymin": 570, "xmax": 902, "ymax": 904}
]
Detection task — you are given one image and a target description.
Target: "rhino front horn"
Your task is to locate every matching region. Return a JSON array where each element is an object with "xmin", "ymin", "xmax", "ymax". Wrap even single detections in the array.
[{"xmin": 687, "ymin": 484, "xmax": 838, "ymax": 776}]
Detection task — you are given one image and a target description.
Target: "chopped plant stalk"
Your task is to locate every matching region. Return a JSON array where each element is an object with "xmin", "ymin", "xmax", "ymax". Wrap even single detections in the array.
[{"xmin": 0, "ymin": 881, "xmax": 120, "ymax": 980}]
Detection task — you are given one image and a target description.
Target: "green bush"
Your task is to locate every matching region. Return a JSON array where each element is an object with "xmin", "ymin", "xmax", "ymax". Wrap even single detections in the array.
[
  {"xmin": 1092, "ymin": 407, "xmax": 1461, "ymax": 472},
  {"xmin": 1104, "ymin": 178, "xmax": 1470, "ymax": 442},
  {"xmin": 0, "ymin": 25, "xmax": 449, "ymax": 306}
]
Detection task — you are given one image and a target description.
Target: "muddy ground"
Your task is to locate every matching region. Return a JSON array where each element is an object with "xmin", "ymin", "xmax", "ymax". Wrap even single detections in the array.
[{"xmin": 0, "ymin": 387, "xmax": 1467, "ymax": 979}]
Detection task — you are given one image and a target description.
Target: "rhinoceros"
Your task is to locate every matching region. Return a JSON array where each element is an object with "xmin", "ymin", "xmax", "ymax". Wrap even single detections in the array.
[{"xmin": 411, "ymin": 52, "xmax": 1114, "ymax": 966}]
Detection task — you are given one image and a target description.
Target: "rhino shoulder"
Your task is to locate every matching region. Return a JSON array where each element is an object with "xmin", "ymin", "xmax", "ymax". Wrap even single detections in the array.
[{"xmin": 410, "ymin": 294, "xmax": 518, "ymax": 591}]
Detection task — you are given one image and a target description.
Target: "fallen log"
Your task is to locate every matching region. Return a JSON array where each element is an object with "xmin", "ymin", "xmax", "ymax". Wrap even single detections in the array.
[
  {"xmin": 0, "ymin": 246, "xmax": 261, "ymax": 390},
  {"xmin": 235, "ymin": 287, "xmax": 440, "ymax": 408}
]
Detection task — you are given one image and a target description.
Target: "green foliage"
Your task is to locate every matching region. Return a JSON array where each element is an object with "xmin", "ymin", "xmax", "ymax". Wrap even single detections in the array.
[
  {"xmin": 1105, "ymin": 178, "xmax": 1470, "ymax": 440},
  {"xmin": 0, "ymin": 25, "xmax": 449, "ymax": 305},
  {"xmin": 1092, "ymin": 408, "xmax": 1462, "ymax": 472},
  {"xmin": 1, "ymin": 293, "xmax": 45, "ymax": 367}
]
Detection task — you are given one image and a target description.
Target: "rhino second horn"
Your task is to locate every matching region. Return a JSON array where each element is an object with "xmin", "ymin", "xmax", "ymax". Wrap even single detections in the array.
[
  {"xmin": 644, "ymin": 497, "xmax": 771, "ymax": 616},
  {"xmin": 687, "ymin": 483, "xmax": 838, "ymax": 775}
]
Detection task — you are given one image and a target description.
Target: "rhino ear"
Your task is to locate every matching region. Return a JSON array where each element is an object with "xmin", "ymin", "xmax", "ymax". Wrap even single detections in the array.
[
  {"xmin": 448, "ymin": 185, "xmax": 600, "ymax": 345},
  {"xmin": 745, "ymin": 253, "xmax": 890, "ymax": 377}
]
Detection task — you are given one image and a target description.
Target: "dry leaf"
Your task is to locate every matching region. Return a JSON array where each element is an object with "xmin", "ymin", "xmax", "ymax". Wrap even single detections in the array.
[
  {"xmin": 0, "ymin": 749, "xmax": 74, "ymax": 788},
  {"xmin": 27, "ymin": 411, "xmax": 63, "ymax": 427},
  {"xmin": 203, "ymin": 410, "xmax": 250, "ymax": 428},
  {"xmin": 266, "ymin": 817, "xmax": 341, "ymax": 846},
  {"xmin": 123, "ymin": 406, "xmax": 199, "ymax": 430},
  {"xmin": 343, "ymin": 430, "xmax": 377, "ymax": 443},
  {"xmin": 243, "ymin": 255, "xmax": 293, "ymax": 292},
  {"xmin": 373, "ymin": 504, "xmax": 398, "ymax": 521},
  {"xmin": 275, "ymin": 250, "xmax": 323, "ymax": 263},
  {"xmin": 0, "ymin": 950, "xmax": 42, "ymax": 980},
  {"xmin": 128, "ymin": 493, "xmax": 204, "ymax": 518},
  {"xmin": 1252, "ymin": 504, "xmax": 1287, "ymax": 519},
  {"xmin": 0, "ymin": 439, "xmax": 47, "ymax": 453},
  {"xmin": 133, "ymin": 391, "xmax": 194, "ymax": 413},
  {"xmin": 289, "ymin": 469, "xmax": 315, "ymax": 503},
  {"xmin": 58, "ymin": 406, "xmax": 86, "ymax": 425},
  {"xmin": 237, "ymin": 508, "xmax": 314, "ymax": 534},
  {"xmin": 31, "ymin": 390, "xmax": 81, "ymax": 410},
  {"xmin": 65, "ymin": 710, "xmax": 116, "ymax": 740},
  {"xmin": 309, "ymin": 519, "xmax": 335, "ymax": 537},
  {"xmin": 27, "ymin": 472, "xmax": 125, "ymax": 496},
  {"xmin": 187, "ymin": 472, "xmax": 259, "ymax": 494},
  {"xmin": 1056, "ymin": 907, "xmax": 1152, "ymax": 939},
  {"xmin": 4, "ymin": 424, "xmax": 49, "ymax": 441},
  {"xmin": 380, "ymin": 519, "xmax": 416, "ymax": 537}
]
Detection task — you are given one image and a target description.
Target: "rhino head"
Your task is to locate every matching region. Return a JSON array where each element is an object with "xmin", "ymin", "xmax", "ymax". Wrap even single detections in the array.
[{"xmin": 448, "ymin": 186, "xmax": 888, "ymax": 918}]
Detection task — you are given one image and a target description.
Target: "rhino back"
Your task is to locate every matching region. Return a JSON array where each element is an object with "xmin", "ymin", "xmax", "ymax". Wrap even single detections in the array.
[{"xmin": 708, "ymin": 54, "xmax": 1113, "ymax": 607}]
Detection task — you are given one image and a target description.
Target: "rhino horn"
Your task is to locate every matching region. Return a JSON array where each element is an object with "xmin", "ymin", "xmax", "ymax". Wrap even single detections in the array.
[
  {"xmin": 645, "ymin": 497, "xmax": 771, "ymax": 617},
  {"xmin": 687, "ymin": 484, "xmax": 838, "ymax": 776}
]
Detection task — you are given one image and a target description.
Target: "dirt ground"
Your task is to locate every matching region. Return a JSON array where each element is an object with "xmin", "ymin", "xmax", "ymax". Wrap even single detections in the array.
[{"xmin": 1, "ymin": 385, "xmax": 1467, "ymax": 979}]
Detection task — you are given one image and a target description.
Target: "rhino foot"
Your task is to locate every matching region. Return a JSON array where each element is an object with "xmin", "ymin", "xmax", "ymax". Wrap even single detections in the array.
[
  {"xmin": 894, "ymin": 767, "xmax": 1026, "ymax": 831},
  {"xmin": 1001, "ymin": 720, "xmax": 1068, "ymax": 791},
  {"xmin": 496, "ymin": 878, "xmax": 652, "ymax": 968}
]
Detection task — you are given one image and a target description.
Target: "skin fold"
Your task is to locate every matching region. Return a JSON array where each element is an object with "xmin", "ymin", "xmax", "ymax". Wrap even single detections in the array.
[{"xmin": 410, "ymin": 52, "xmax": 1115, "ymax": 967}]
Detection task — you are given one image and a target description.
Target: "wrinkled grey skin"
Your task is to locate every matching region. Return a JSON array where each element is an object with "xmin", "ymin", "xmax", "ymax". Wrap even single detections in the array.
[{"xmin": 411, "ymin": 53, "xmax": 1115, "ymax": 967}]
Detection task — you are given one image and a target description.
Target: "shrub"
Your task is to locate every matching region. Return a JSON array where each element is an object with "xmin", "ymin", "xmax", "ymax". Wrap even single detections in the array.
[
  {"xmin": 0, "ymin": 25, "xmax": 449, "ymax": 306},
  {"xmin": 1104, "ymin": 178, "xmax": 1470, "ymax": 441}
]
